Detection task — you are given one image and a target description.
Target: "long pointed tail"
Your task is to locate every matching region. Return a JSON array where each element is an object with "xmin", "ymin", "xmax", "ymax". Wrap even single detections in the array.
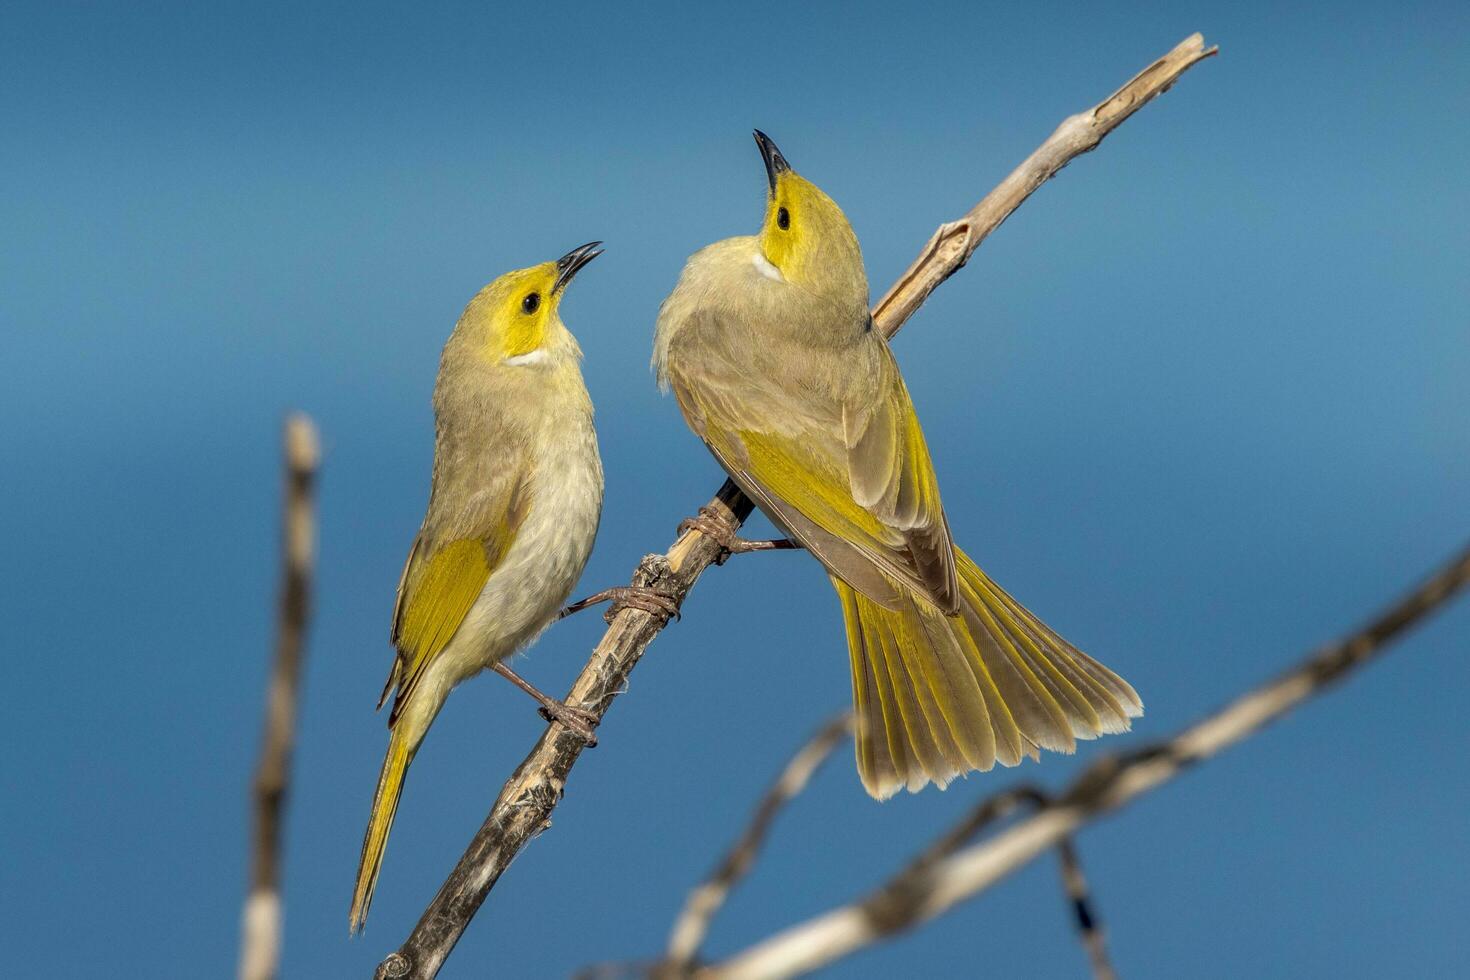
[
  {"xmin": 836, "ymin": 547, "xmax": 1142, "ymax": 799},
  {"xmin": 349, "ymin": 726, "xmax": 414, "ymax": 933}
]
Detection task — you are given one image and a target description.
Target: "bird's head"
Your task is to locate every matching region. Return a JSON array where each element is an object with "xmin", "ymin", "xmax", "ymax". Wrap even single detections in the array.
[
  {"xmin": 458, "ymin": 241, "xmax": 603, "ymax": 365},
  {"xmin": 753, "ymin": 130, "xmax": 866, "ymax": 308}
]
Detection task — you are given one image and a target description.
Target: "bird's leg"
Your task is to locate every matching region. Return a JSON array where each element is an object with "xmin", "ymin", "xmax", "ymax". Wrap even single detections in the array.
[
  {"xmin": 725, "ymin": 537, "xmax": 802, "ymax": 555},
  {"xmin": 676, "ymin": 505, "xmax": 802, "ymax": 565},
  {"xmin": 557, "ymin": 586, "xmax": 681, "ymax": 624},
  {"xmin": 492, "ymin": 662, "xmax": 599, "ymax": 745}
]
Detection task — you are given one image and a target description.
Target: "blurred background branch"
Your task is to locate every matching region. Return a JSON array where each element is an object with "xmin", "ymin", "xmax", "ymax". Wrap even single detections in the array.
[
  {"xmin": 694, "ymin": 540, "xmax": 1470, "ymax": 979},
  {"xmin": 373, "ymin": 32, "xmax": 1218, "ymax": 980},
  {"xmin": 646, "ymin": 753, "xmax": 1117, "ymax": 978},
  {"xmin": 239, "ymin": 414, "xmax": 319, "ymax": 980},
  {"xmin": 1057, "ymin": 836, "xmax": 1116, "ymax": 980},
  {"xmin": 660, "ymin": 712, "xmax": 854, "ymax": 976}
]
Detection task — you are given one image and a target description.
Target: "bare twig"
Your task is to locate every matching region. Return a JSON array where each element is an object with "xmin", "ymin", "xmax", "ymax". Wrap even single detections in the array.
[
  {"xmin": 609, "ymin": 775, "xmax": 1100, "ymax": 978},
  {"xmin": 373, "ymin": 32, "xmax": 1218, "ymax": 979},
  {"xmin": 239, "ymin": 414, "xmax": 319, "ymax": 980},
  {"xmin": 1057, "ymin": 838, "xmax": 1116, "ymax": 980},
  {"xmin": 908, "ymin": 785, "xmax": 1048, "ymax": 875},
  {"xmin": 871, "ymin": 787, "xmax": 1116, "ymax": 980},
  {"xmin": 661, "ymin": 713, "xmax": 854, "ymax": 974},
  {"xmin": 872, "ymin": 32, "xmax": 1218, "ymax": 341},
  {"xmin": 640, "ymin": 766, "xmax": 1108, "ymax": 979},
  {"xmin": 700, "ymin": 540, "xmax": 1470, "ymax": 979}
]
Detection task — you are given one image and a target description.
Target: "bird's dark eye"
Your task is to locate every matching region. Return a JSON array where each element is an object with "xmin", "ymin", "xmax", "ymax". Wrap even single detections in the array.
[
  {"xmin": 522, "ymin": 292, "xmax": 540, "ymax": 314},
  {"xmin": 776, "ymin": 207, "xmax": 790, "ymax": 231}
]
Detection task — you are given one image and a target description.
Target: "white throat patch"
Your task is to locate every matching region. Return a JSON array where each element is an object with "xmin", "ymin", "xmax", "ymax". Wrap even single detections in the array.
[
  {"xmin": 752, "ymin": 253, "xmax": 785, "ymax": 282},
  {"xmin": 505, "ymin": 349, "xmax": 550, "ymax": 367}
]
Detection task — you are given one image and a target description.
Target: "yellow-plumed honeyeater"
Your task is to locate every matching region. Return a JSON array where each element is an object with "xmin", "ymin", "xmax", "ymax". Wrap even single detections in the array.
[
  {"xmin": 653, "ymin": 133, "xmax": 1142, "ymax": 799},
  {"xmin": 351, "ymin": 243, "xmax": 605, "ymax": 932}
]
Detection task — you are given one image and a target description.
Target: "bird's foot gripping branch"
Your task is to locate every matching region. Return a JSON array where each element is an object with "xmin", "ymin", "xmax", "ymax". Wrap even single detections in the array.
[
  {"xmin": 676, "ymin": 506, "xmax": 800, "ymax": 565},
  {"xmin": 558, "ymin": 584, "xmax": 683, "ymax": 624}
]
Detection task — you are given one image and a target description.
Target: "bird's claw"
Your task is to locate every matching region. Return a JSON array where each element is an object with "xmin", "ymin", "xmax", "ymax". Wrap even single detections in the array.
[
  {"xmin": 538, "ymin": 701, "xmax": 600, "ymax": 746},
  {"xmin": 603, "ymin": 585, "xmax": 682, "ymax": 624},
  {"xmin": 677, "ymin": 506, "xmax": 799, "ymax": 565},
  {"xmin": 558, "ymin": 585, "xmax": 681, "ymax": 624}
]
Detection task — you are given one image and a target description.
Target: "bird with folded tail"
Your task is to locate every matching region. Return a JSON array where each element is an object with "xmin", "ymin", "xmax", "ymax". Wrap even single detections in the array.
[
  {"xmin": 653, "ymin": 133, "xmax": 1143, "ymax": 799},
  {"xmin": 351, "ymin": 243, "xmax": 606, "ymax": 933}
]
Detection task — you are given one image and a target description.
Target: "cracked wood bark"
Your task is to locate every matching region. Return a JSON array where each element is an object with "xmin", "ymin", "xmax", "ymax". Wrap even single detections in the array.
[{"xmin": 373, "ymin": 32, "xmax": 1218, "ymax": 980}]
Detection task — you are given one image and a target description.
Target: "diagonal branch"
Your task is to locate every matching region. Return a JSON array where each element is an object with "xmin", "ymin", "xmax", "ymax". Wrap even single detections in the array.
[
  {"xmin": 643, "ymin": 764, "xmax": 1105, "ymax": 978},
  {"xmin": 873, "ymin": 32, "xmax": 1218, "ymax": 340},
  {"xmin": 858, "ymin": 785, "xmax": 1116, "ymax": 980},
  {"xmin": 240, "ymin": 414, "xmax": 320, "ymax": 980},
  {"xmin": 661, "ymin": 713, "xmax": 854, "ymax": 975},
  {"xmin": 700, "ymin": 540, "xmax": 1470, "ymax": 979},
  {"xmin": 373, "ymin": 32, "xmax": 1218, "ymax": 980}
]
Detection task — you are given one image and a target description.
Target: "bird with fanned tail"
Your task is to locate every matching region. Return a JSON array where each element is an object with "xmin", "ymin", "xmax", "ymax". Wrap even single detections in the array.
[{"xmin": 653, "ymin": 132, "xmax": 1142, "ymax": 798}]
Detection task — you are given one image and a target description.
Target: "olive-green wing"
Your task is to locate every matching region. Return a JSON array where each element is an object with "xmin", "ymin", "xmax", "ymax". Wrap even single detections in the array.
[
  {"xmin": 380, "ymin": 468, "xmax": 530, "ymax": 722},
  {"xmin": 669, "ymin": 340, "xmax": 957, "ymax": 612},
  {"xmin": 840, "ymin": 346, "xmax": 956, "ymax": 611}
]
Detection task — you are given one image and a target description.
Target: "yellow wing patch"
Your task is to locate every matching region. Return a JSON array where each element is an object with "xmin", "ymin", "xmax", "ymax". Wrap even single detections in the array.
[
  {"xmin": 738, "ymin": 428, "xmax": 890, "ymax": 542},
  {"xmin": 398, "ymin": 539, "xmax": 492, "ymax": 665},
  {"xmin": 897, "ymin": 396, "xmax": 943, "ymax": 528},
  {"xmin": 729, "ymin": 407, "xmax": 953, "ymax": 609},
  {"xmin": 674, "ymin": 357, "xmax": 953, "ymax": 608},
  {"xmin": 388, "ymin": 523, "xmax": 518, "ymax": 721}
]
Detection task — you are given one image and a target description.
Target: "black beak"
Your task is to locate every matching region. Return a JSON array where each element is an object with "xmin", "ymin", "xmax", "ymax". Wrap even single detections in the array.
[
  {"xmin": 753, "ymin": 129, "xmax": 791, "ymax": 193},
  {"xmin": 552, "ymin": 241, "xmax": 604, "ymax": 294}
]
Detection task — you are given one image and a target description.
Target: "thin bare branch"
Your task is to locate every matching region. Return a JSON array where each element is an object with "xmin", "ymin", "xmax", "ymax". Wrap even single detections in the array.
[
  {"xmin": 701, "ymin": 540, "xmax": 1470, "ymax": 979},
  {"xmin": 239, "ymin": 413, "xmax": 319, "ymax": 980},
  {"xmin": 873, "ymin": 32, "xmax": 1218, "ymax": 340},
  {"xmin": 904, "ymin": 790, "xmax": 1117, "ymax": 980},
  {"xmin": 1057, "ymin": 838, "xmax": 1116, "ymax": 980},
  {"xmin": 640, "ymin": 773, "xmax": 1108, "ymax": 980},
  {"xmin": 373, "ymin": 32, "xmax": 1218, "ymax": 979},
  {"xmin": 907, "ymin": 784, "xmax": 1048, "ymax": 876},
  {"xmin": 862, "ymin": 787, "xmax": 1115, "ymax": 980},
  {"xmin": 661, "ymin": 713, "xmax": 854, "ymax": 974},
  {"xmin": 626, "ymin": 779, "xmax": 1102, "ymax": 979}
]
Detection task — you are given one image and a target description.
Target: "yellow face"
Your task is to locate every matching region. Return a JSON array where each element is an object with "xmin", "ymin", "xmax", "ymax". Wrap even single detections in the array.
[
  {"xmin": 475, "ymin": 263, "xmax": 563, "ymax": 360},
  {"xmin": 757, "ymin": 170, "xmax": 866, "ymax": 307},
  {"xmin": 458, "ymin": 243, "xmax": 601, "ymax": 362},
  {"xmin": 760, "ymin": 172, "xmax": 824, "ymax": 273}
]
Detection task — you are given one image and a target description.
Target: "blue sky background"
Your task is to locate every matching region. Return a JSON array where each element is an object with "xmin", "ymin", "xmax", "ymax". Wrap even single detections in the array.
[{"xmin": 3, "ymin": 2, "xmax": 1467, "ymax": 977}]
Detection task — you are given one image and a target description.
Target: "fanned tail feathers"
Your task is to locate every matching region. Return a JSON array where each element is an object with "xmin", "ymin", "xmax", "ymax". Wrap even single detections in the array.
[{"xmin": 838, "ymin": 548, "xmax": 1142, "ymax": 799}]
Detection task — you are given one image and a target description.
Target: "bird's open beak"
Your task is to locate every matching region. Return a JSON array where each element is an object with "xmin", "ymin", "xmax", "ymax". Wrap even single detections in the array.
[
  {"xmin": 552, "ymin": 241, "xmax": 604, "ymax": 294},
  {"xmin": 753, "ymin": 130, "xmax": 791, "ymax": 193}
]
